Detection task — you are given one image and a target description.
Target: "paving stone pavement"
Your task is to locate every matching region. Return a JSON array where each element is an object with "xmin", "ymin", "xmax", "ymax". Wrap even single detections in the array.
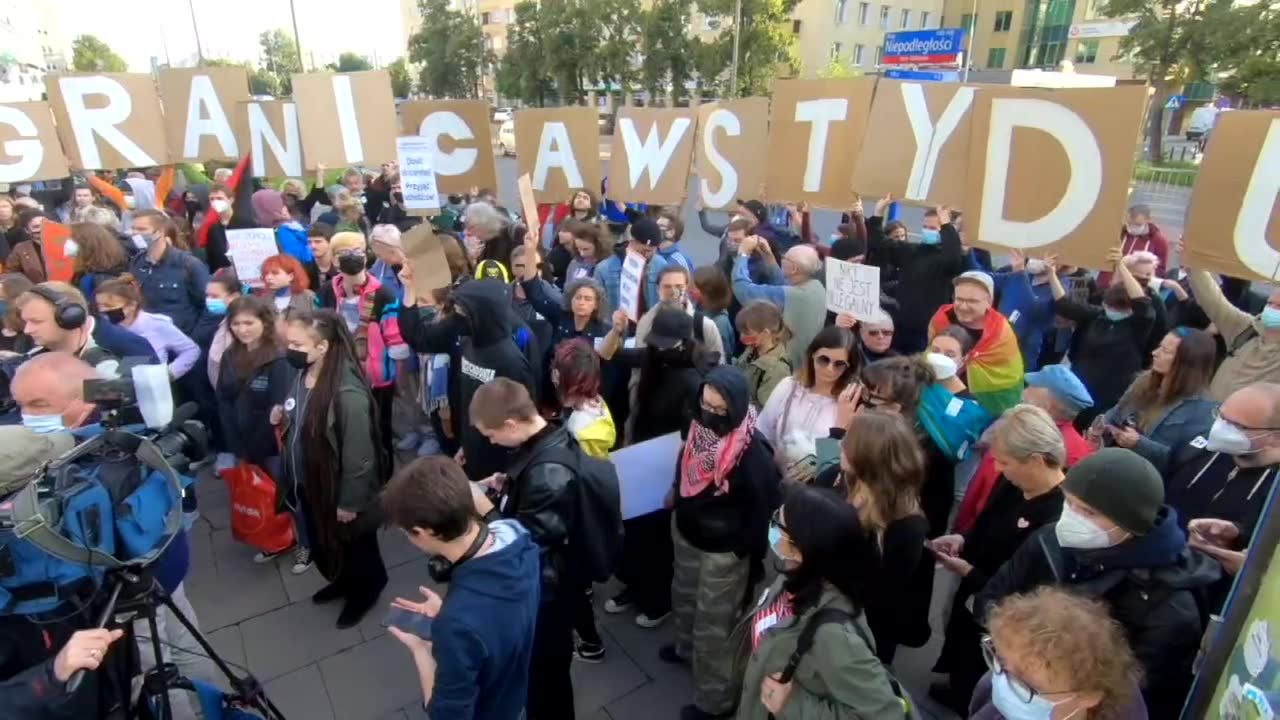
[{"xmin": 184, "ymin": 471, "xmax": 960, "ymax": 720}]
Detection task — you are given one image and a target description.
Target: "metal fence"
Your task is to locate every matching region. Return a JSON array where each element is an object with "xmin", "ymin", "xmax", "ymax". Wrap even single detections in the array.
[{"xmin": 1128, "ymin": 166, "xmax": 1197, "ymax": 242}]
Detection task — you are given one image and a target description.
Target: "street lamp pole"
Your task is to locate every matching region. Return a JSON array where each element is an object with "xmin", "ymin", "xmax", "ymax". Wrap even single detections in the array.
[
  {"xmin": 187, "ymin": 0, "xmax": 205, "ymax": 64},
  {"xmin": 962, "ymin": 0, "xmax": 977, "ymax": 82},
  {"xmin": 289, "ymin": 0, "xmax": 306, "ymax": 70},
  {"xmin": 729, "ymin": 0, "xmax": 742, "ymax": 96}
]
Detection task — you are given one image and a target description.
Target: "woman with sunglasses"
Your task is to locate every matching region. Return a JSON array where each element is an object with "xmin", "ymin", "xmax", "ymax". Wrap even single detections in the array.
[
  {"xmin": 973, "ymin": 586, "xmax": 1146, "ymax": 719},
  {"xmin": 736, "ymin": 484, "xmax": 908, "ymax": 720},
  {"xmin": 757, "ymin": 326, "xmax": 860, "ymax": 483},
  {"xmin": 669, "ymin": 366, "xmax": 782, "ymax": 720},
  {"xmin": 836, "ymin": 307, "xmax": 899, "ymax": 365}
]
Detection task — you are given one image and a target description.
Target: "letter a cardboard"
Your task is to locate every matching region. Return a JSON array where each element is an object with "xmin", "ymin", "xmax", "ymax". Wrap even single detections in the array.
[
  {"xmin": 609, "ymin": 107, "xmax": 697, "ymax": 204},
  {"xmin": 695, "ymin": 98, "xmax": 770, "ymax": 210},
  {"xmin": 1182, "ymin": 110, "xmax": 1280, "ymax": 281},
  {"xmin": 292, "ymin": 71, "xmax": 397, "ymax": 170},
  {"xmin": 159, "ymin": 67, "xmax": 250, "ymax": 162},
  {"xmin": 766, "ymin": 78, "xmax": 874, "ymax": 209},
  {"xmin": 0, "ymin": 102, "xmax": 67, "ymax": 183},
  {"xmin": 398, "ymin": 100, "xmax": 498, "ymax": 194},
  {"xmin": 514, "ymin": 107, "xmax": 601, "ymax": 204},
  {"xmin": 46, "ymin": 73, "xmax": 170, "ymax": 170},
  {"xmin": 963, "ymin": 85, "xmax": 1146, "ymax": 270}
]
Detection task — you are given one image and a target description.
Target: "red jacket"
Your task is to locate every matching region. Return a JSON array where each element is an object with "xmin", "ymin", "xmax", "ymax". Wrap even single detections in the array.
[{"xmin": 1097, "ymin": 222, "xmax": 1169, "ymax": 288}]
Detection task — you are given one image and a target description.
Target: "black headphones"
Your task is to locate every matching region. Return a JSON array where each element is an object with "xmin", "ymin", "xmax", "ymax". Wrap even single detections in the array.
[
  {"xmin": 27, "ymin": 285, "xmax": 87, "ymax": 330},
  {"xmin": 426, "ymin": 522, "xmax": 491, "ymax": 583}
]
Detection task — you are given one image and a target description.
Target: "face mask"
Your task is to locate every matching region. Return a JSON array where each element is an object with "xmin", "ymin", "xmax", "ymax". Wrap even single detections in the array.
[
  {"xmin": 184, "ymin": 200, "xmax": 201, "ymax": 215},
  {"xmin": 1260, "ymin": 306, "xmax": 1280, "ymax": 330},
  {"xmin": 920, "ymin": 228, "xmax": 941, "ymax": 245},
  {"xmin": 130, "ymin": 233, "xmax": 149, "ymax": 250},
  {"xmin": 63, "ymin": 240, "xmax": 80, "ymax": 258},
  {"xmin": 211, "ymin": 199, "xmax": 231, "ymax": 214},
  {"xmin": 1126, "ymin": 223, "xmax": 1148, "ymax": 236},
  {"xmin": 104, "ymin": 308, "xmax": 127, "ymax": 325},
  {"xmin": 1104, "ymin": 307, "xmax": 1131, "ymax": 322},
  {"xmin": 827, "ymin": 233, "xmax": 842, "ymax": 246},
  {"xmin": 699, "ymin": 409, "xmax": 737, "ymax": 437},
  {"xmin": 1055, "ymin": 504, "xmax": 1119, "ymax": 550},
  {"xmin": 1147, "ymin": 276, "xmax": 1164, "ymax": 293},
  {"xmin": 22, "ymin": 413, "xmax": 65, "ymax": 434},
  {"xmin": 123, "ymin": 196, "xmax": 136, "ymax": 210},
  {"xmin": 285, "ymin": 348, "xmax": 312, "ymax": 370},
  {"xmin": 768, "ymin": 526, "xmax": 785, "ymax": 558},
  {"xmin": 1025, "ymin": 259, "xmax": 1046, "ymax": 275},
  {"xmin": 206, "ymin": 298, "xmax": 228, "ymax": 315},
  {"xmin": 1204, "ymin": 417, "xmax": 1260, "ymax": 455},
  {"xmin": 990, "ymin": 671, "xmax": 1075, "ymax": 720},
  {"xmin": 337, "ymin": 254, "xmax": 366, "ymax": 276}
]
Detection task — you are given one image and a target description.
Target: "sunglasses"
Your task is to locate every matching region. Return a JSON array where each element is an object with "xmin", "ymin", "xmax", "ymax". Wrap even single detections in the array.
[{"xmin": 813, "ymin": 355, "xmax": 850, "ymax": 371}]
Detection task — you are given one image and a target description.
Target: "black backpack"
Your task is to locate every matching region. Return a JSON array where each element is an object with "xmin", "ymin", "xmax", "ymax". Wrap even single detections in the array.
[{"xmin": 527, "ymin": 436, "xmax": 625, "ymax": 584}]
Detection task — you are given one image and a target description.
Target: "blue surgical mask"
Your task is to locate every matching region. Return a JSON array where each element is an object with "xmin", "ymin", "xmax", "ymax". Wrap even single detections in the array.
[
  {"xmin": 768, "ymin": 526, "xmax": 784, "ymax": 557},
  {"xmin": 990, "ymin": 671, "xmax": 1075, "ymax": 720},
  {"xmin": 22, "ymin": 413, "xmax": 66, "ymax": 434},
  {"xmin": 1104, "ymin": 307, "xmax": 1131, "ymax": 322},
  {"xmin": 827, "ymin": 233, "xmax": 842, "ymax": 246},
  {"xmin": 1260, "ymin": 306, "xmax": 1280, "ymax": 330},
  {"xmin": 920, "ymin": 228, "xmax": 941, "ymax": 245},
  {"xmin": 206, "ymin": 298, "xmax": 228, "ymax": 315}
]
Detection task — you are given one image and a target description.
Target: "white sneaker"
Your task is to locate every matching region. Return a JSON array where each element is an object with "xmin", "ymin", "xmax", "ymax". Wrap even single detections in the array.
[
  {"xmin": 635, "ymin": 611, "xmax": 671, "ymax": 628},
  {"xmin": 291, "ymin": 547, "xmax": 313, "ymax": 575},
  {"xmin": 253, "ymin": 546, "xmax": 292, "ymax": 564}
]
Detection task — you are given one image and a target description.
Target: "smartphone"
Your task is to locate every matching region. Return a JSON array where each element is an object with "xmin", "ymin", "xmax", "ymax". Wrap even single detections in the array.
[{"xmin": 382, "ymin": 606, "xmax": 433, "ymax": 640}]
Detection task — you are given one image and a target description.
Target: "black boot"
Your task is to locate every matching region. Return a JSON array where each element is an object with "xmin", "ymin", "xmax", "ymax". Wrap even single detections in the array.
[{"xmin": 311, "ymin": 582, "xmax": 343, "ymax": 605}]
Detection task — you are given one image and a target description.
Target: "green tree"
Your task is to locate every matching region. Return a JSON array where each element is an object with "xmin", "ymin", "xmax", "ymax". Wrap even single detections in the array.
[
  {"xmin": 817, "ymin": 57, "xmax": 859, "ymax": 78},
  {"xmin": 258, "ymin": 29, "xmax": 302, "ymax": 95},
  {"xmin": 408, "ymin": 0, "xmax": 491, "ymax": 98},
  {"xmin": 639, "ymin": 0, "xmax": 694, "ymax": 104},
  {"xmin": 328, "ymin": 52, "xmax": 373, "ymax": 72},
  {"xmin": 588, "ymin": 0, "xmax": 642, "ymax": 103},
  {"xmin": 696, "ymin": 0, "xmax": 800, "ymax": 97},
  {"xmin": 1212, "ymin": 3, "xmax": 1280, "ymax": 105},
  {"xmin": 537, "ymin": 0, "xmax": 601, "ymax": 105},
  {"xmin": 71, "ymin": 35, "xmax": 127, "ymax": 72},
  {"xmin": 387, "ymin": 58, "xmax": 413, "ymax": 98},
  {"xmin": 497, "ymin": 1, "xmax": 555, "ymax": 106},
  {"xmin": 249, "ymin": 67, "xmax": 280, "ymax": 96},
  {"xmin": 690, "ymin": 36, "xmax": 730, "ymax": 97}
]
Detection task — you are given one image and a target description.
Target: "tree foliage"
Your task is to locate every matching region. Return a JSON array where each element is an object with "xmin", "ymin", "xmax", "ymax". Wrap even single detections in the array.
[
  {"xmin": 640, "ymin": 0, "xmax": 693, "ymax": 104},
  {"xmin": 497, "ymin": 1, "xmax": 556, "ymax": 106},
  {"xmin": 71, "ymin": 35, "xmax": 127, "ymax": 72},
  {"xmin": 328, "ymin": 52, "xmax": 373, "ymax": 73},
  {"xmin": 1212, "ymin": 3, "xmax": 1280, "ymax": 105},
  {"xmin": 696, "ymin": 0, "xmax": 801, "ymax": 97},
  {"xmin": 408, "ymin": 0, "xmax": 491, "ymax": 99},
  {"xmin": 387, "ymin": 58, "xmax": 413, "ymax": 98},
  {"xmin": 258, "ymin": 30, "xmax": 302, "ymax": 96}
]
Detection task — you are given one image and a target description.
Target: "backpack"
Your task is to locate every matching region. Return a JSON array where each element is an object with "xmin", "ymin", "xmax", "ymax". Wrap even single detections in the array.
[
  {"xmin": 527, "ymin": 435, "xmax": 624, "ymax": 583},
  {"xmin": 777, "ymin": 608, "xmax": 913, "ymax": 719}
]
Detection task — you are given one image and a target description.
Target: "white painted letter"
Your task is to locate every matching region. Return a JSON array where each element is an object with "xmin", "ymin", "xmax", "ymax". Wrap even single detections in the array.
[
  {"xmin": 980, "ymin": 98, "xmax": 1102, "ymax": 248},
  {"xmin": 58, "ymin": 75, "xmax": 156, "ymax": 168},
  {"xmin": 1235, "ymin": 118, "xmax": 1280, "ymax": 278},
  {"xmin": 184, "ymin": 74, "xmax": 238, "ymax": 158},
  {"xmin": 532, "ymin": 122, "xmax": 583, "ymax": 190},
  {"xmin": 332, "ymin": 75, "xmax": 363, "ymax": 163},
  {"xmin": 247, "ymin": 103, "xmax": 302, "ymax": 177},
  {"xmin": 902, "ymin": 83, "xmax": 974, "ymax": 200},
  {"xmin": 619, "ymin": 116, "xmax": 692, "ymax": 190},
  {"xmin": 794, "ymin": 99, "xmax": 848, "ymax": 192},
  {"xmin": 699, "ymin": 109, "xmax": 740, "ymax": 208},
  {"xmin": 0, "ymin": 106, "xmax": 44, "ymax": 183},
  {"xmin": 418, "ymin": 111, "xmax": 478, "ymax": 177}
]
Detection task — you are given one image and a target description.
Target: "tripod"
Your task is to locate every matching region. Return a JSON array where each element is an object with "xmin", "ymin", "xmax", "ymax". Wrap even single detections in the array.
[{"xmin": 67, "ymin": 567, "xmax": 286, "ymax": 720}]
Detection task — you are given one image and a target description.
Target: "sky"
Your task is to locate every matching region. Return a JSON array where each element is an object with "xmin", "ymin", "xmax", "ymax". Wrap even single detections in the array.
[{"xmin": 61, "ymin": 0, "xmax": 406, "ymax": 72}]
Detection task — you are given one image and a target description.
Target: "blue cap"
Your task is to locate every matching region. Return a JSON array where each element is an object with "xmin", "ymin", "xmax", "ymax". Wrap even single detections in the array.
[{"xmin": 1025, "ymin": 364, "xmax": 1093, "ymax": 412}]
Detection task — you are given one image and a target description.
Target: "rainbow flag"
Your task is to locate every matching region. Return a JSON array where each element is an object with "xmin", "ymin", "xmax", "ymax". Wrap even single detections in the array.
[{"xmin": 929, "ymin": 306, "xmax": 1025, "ymax": 416}]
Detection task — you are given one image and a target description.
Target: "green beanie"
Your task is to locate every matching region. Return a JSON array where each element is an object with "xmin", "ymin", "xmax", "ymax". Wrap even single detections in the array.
[{"xmin": 1062, "ymin": 448, "xmax": 1164, "ymax": 535}]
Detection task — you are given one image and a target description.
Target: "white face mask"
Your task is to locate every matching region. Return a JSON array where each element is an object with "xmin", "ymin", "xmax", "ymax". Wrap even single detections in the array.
[
  {"xmin": 123, "ymin": 196, "xmax": 136, "ymax": 210},
  {"xmin": 63, "ymin": 240, "xmax": 79, "ymax": 258},
  {"xmin": 211, "ymin": 198, "xmax": 230, "ymax": 214},
  {"xmin": 1025, "ymin": 259, "xmax": 1047, "ymax": 275},
  {"xmin": 1204, "ymin": 416, "xmax": 1264, "ymax": 455},
  {"xmin": 1054, "ymin": 504, "xmax": 1120, "ymax": 550}
]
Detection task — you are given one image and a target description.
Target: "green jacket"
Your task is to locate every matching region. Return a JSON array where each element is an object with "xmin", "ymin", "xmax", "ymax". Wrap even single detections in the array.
[
  {"xmin": 737, "ymin": 580, "xmax": 909, "ymax": 720},
  {"xmin": 736, "ymin": 342, "xmax": 793, "ymax": 409},
  {"xmin": 329, "ymin": 364, "xmax": 384, "ymax": 513}
]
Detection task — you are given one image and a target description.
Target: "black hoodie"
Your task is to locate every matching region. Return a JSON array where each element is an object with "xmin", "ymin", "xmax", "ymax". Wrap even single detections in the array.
[{"xmin": 399, "ymin": 279, "xmax": 537, "ymax": 479}]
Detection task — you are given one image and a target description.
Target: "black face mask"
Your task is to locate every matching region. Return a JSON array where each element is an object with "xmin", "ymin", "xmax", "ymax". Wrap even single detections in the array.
[
  {"xmin": 393, "ymin": 191, "xmax": 405, "ymax": 205},
  {"xmin": 391, "ymin": 263, "xmax": 404, "ymax": 275},
  {"xmin": 285, "ymin": 348, "xmax": 311, "ymax": 370},
  {"xmin": 104, "ymin": 308, "xmax": 126, "ymax": 325},
  {"xmin": 700, "ymin": 409, "xmax": 737, "ymax": 437},
  {"xmin": 184, "ymin": 200, "xmax": 201, "ymax": 215},
  {"xmin": 337, "ymin": 254, "xmax": 366, "ymax": 276}
]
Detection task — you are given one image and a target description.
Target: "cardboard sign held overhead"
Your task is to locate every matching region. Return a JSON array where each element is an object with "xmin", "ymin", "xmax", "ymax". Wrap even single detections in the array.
[
  {"xmin": 234, "ymin": 101, "xmax": 302, "ymax": 178},
  {"xmin": 46, "ymin": 73, "xmax": 170, "ymax": 170},
  {"xmin": 518, "ymin": 173, "xmax": 539, "ymax": 236},
  {"xmin": 964, "ymin": 85, "xmax": 1147, "ymax": 271},
  {"xmin": 514, "ymin": 107, "xmax": 601, "ymax": 204},
  {"xmin": 695, "ymin": 98, "xmax": 770, "ymax": 210},
  {"xmin": 399, "ymin": 100, "xmax": 498, "ymax": 194},
  {"xmin": 403, "ymin": 223, "xmax": 452, "ymax": 297},
  {"xmin": 853, "ymin": 79, "xmax": 976, "ymax": 207},
  {"xmin": 159, "ymin": 67, "xmax": 250, "ymax": 163},
  {"xmin": 0, "ymin": 102, "xmax": 68, "ymax": 183},
  {"xmin": 395, "ymin": 136, "xmax": 442, "ymax": 213},
  {"xmin": 292, "ymin": 71, "xmax": 398, "ymax": 170},
  {"xmin": 609, "ymin": 107, "xmax": 697, "ymax": 204},
  {"xmin": 766, "ymin": 78, "xmax": 875, "ymax": 209},
  {"xmin": 1182, "ymin": 111, "xmax": 1280, "ymax": 281}
]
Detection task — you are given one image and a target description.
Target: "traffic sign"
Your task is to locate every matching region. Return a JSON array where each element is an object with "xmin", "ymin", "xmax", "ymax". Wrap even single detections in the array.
[
  {"xmin": 1165, "ymin": 95, "xmax": 1184, "ymax": 110},
  {"xmin": 881, "ymin": 29, "xmax": 967, "ymax": 66},
  {"xmin": 884, "ymin": 69, "xmax": 961, "ymax": 82}
]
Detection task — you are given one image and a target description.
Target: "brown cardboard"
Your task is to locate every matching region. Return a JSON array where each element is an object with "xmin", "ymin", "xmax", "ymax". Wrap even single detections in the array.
[
  {"xmin": 694, "ymin": 98, "xmax": 770, "ymax": 210},
  {"xmin": 0, "ymin": 102, "xmax": 68, "ymax": 182},
  {"xmin": 398, "ymin": 100, "xmax": 498, "ymax": 194},
  {"xmin": 1182, "ymin": 110, "xmax": 1280, "ymax": 281},
  {"xmin": 45, "ymin": 72, "xmax": 171, "ymax": 170},
  {"xmin": 853, "ymin": 79, "xmax": 977, "ymax": 207},
  {"xmin": 291, "ymin": 71, "xmax": 398, "ymax": 170},
  {"xmin": 608, "ymin": 107, "xmax": 698, "ymax": 204},
  {"xmin": 963, "ymin": 85, "xmax": 1147, "ymax": 270},
  {"xmin": 765, "ymin": 78, "xmax": 875, "ymax": 209},
  {"xmin": 402, "ymin": 223, "xmax": 453, "ymax": 295},
  {"xmin": 518, "ymin": 173, "xmax": 539, "ymax": 235},
  {"xmin": 513, "ymin": 107, "xmax": 601, "ymax": 204},
  {"xmin": 232, "ymin": 101, "xmax": 302, "ymax": 179},
  {"xmin": 158, "ymin": 67, "xmax": 251, "ymax": 163}
]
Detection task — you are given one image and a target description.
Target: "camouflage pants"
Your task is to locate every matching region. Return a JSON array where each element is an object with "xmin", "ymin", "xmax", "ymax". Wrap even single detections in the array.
[{"xmin": 671, "ymin": 518, "xmax": 751, "ymax": 715}]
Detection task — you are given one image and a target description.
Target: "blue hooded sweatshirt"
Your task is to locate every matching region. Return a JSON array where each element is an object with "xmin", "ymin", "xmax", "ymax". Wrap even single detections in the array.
[{"xmin": 428, "ymin": 519, "xmax": 541, "ymax": 720}]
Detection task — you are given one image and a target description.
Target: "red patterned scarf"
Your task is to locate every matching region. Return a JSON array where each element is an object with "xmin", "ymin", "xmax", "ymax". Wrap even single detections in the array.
[{"xmin": 680, "ymin": 407, "xmax": 759, "ymax": 498}]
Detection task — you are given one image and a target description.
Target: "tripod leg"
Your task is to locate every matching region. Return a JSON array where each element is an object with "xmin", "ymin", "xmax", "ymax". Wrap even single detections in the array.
[{"xmin": 143, "ymin": 609, "xmax": 175, "ymax": 720}]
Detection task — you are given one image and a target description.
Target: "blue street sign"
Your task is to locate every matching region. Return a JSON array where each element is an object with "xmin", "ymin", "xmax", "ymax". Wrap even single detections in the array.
[
  {"xmin": 884, "ymin": 69, "xmax": 962, "ymax": 82},
  {"xmin": 881, "ymin": 28, "xmax": 967, "ymax": 65},
  {"xmin": 1165, "ymin": 95, "xmax": 1184, "ymax": 110}
]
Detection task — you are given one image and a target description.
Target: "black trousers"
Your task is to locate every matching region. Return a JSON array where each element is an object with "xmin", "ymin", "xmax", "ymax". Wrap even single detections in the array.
[
  {"xmin": 372, "ymin": 384, "xmax": 395, "ymax": 478},
  {"xmin": 570, "ymin": 585, "xmax": 602, "ymax": 646},
  {"xmin": 335, "ymin": 526, "xmax": 388, "ymax": 606},
  {"xmin": 528, "ymin": 593, "xmax": 575, "ymax": 720},
  {"xmin": 615, "ymin": 510, "xmax": 674, "ymax": 617}
]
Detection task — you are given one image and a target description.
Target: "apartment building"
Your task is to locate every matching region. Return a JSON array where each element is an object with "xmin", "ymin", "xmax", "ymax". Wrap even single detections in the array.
[{"xmin": 794, "ymin": 0, "xmax": 949, "ymax": 75}]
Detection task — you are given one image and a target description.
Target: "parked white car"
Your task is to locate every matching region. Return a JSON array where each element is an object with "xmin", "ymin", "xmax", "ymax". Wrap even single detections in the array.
[
  {"xmin": 1185, "ymin": 105, "xmax": 1220, "ymax": 140},
  {"xmin": 498, "ymin": 120, "xmax": 517, "ymax": 156},
  {"xmin": 493, "ymin": 106, "xmax": 515, "ymax": 124}
]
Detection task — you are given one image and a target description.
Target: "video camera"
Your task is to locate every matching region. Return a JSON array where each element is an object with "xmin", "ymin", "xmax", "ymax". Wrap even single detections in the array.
[{"xmin": 0, "ymin": 364, "xmax": 209, "ymax": 616}]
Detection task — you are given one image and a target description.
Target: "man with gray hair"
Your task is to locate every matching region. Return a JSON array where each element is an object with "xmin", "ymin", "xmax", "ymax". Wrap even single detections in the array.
[
  {"xmin": 1100, "ymin": 203, "xmax": 1169, "ymax": 288},
  {"xmin": 730, "ymin": 236, "xmax": 826, "ymax": 371}
]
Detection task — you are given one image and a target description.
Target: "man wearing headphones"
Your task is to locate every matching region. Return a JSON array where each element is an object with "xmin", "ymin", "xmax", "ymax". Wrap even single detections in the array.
[
  {"xmin": 15, "ymin": 282, "xmax": 155, "ymax": 376},
  {"xmin": 380, "ymin": 455, "xmax": 540, "ymax": 720}
]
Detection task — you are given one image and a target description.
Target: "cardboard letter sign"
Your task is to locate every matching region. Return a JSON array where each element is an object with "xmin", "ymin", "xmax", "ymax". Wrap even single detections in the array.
[
  {"xmin": 609, "ymin": 107, "xmax": 697, "ymax": 204},
  {"xmin": 696, "ymin": 98, "xmax": 770, "ymax": 210},
  {"xmin": 853, "ymin": 80, "xmax": 976, "ymax": 207},
  {"xmin": 618, "ymin": 250, "xmax": 647, "ymax": 322},
  {"xmin": 766, "ymin": 78, "xmax": 875, "ymax": 208},
  {"xmin": 403, "ymin": 223, "xmax": 452, "ymax": 296},
  {"xmin": 964, "ymin": 85, "xmax": 1146, "ymax": 270},
  {"xmin": 514, "ymin": 107, "xmax": 601, "ymax": 203},
  {"xmin": 234, "ymin": 101, "xmax": 302, "ymax": 178},
  {"xmin": 292, "ymin": 71, "xmax": 397, "ymax": 170},
  {"xmin": 395, "ymin": 136, "xmax": 441, "ymax": 212},
  {"xmin": 46, "ymin": 73, "xmax": 170, "ymax": 170},
  {"xmin": 825, "ymin": 259, "xmax": 880, "ymax": 321},
  {"xmin": 159, "ymin": 67, "xmax": 249, "ymax": 162},
  {"xmin": 0, "ymin": 102, "xmax": 67, "ymax": 183},
  {"xmin": 1183, "ymin": 111, "xmax": 1280, "ymax": 281},
  {"xmin": 399, "ymin": 100, "xmax": 497, "ymax": 194},
  {"xmin": 226, "ymin": 228, "xmax": 279, "ymax": 285}
]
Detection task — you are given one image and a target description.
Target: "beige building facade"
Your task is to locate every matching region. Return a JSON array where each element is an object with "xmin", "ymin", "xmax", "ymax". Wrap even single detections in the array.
[{"xmin": 794, "ymin": 0, "xmax": 949, "ymax": 76}]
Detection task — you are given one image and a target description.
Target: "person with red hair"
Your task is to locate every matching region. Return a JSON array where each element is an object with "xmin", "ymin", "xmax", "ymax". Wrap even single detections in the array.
[{"xmin": 259, "ymin": 254, "xmax": 316, "ymax": 319}]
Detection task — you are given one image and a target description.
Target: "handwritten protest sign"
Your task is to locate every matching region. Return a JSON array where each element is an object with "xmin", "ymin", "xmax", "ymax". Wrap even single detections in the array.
[
  {"xmin": 402, "ymin": 223, "xmax": 451, "ymax": 298},
  {"xmin": 825, "ymin": 258, "xmax": 879, "ymax": 321},
  {"xmin": 226, "ymin": 228, "xmax": 278, "ymax": 286},
  {"xmin": 395, "ymin": 136, "xmax": 441, "ymax": 213},
  {"xmin": 618, "ymin": 250, "xmax": 647, "ymax": 322}
]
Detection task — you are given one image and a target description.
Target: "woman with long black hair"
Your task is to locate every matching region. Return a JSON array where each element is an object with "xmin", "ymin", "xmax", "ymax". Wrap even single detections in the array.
[{"xmin": 279, "ymin": 308, "xmax": 389, "ymax": 628}]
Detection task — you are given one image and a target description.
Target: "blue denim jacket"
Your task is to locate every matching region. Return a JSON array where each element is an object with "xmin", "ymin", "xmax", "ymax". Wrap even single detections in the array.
[{"xmin": 129, "ymin": 246, "xmax": 210, "ymax": 334}]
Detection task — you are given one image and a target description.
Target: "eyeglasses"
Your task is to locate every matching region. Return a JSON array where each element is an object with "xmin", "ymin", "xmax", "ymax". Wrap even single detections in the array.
[
  {"xmin": 699, "ymin": 400, "xmax": 729, "ymax": 417},
  {"xmin": 980, "ymin": 636, "xmax": 1075, "ymax": 703},
  {"xmin": 1212, "ymin": 407, "xmax": 1280, "ymax": 433},
  {"xmin": 953, "ymin": 295, "xmax": 988, "ymax": 306},
  {"xmin": 813, "ymin": 355, "xmax": 850, "ymax": 371},
  {"xmin": 864, "ymin": 329, "xmax": 894, "ymax": 338}
]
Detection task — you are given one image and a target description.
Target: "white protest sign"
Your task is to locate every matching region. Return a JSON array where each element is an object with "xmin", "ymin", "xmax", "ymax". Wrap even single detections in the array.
[
  {"xmin": 395, "ymin": 136, "xmax": 441, "ymax": 212},
  {"xmin": 611, "ymin": 432, "xmax": 681, "ymax": 519},
  {"xmin": 618, "ymin": 249, "xmax": 647, "ymax": 323},
  {"xmin": 225, "ymin": 228, "xmax": 278, "ymax": 286},
  {"xmin": 825, "ymin": 258, "xmax": 879, "ymax": 321}
]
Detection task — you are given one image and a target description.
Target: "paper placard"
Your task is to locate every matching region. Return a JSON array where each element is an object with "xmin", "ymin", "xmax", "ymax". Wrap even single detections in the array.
[
  {"xmin": 41, "ymin": 221, "xmax": 75, "ymax": 283},
  {"xmin": 618, "ymin": 249, "xmax": 647, "ymax": 322},
  {"xmin": 395, "ymin": 136, "xmax": 441, "ymax": 212},
  {"xmin": 402, "ymin": 223, "xmax": 452, "ymax": 296},
  {"xmin": 610, "ymin": 432, "xmax": 681, "ymax": 519},
  {"xmin": 398, "ymin": 99, "xmax": 498, "ymax": 194},
  {"xmin": 825, "ymin": 258, "xmax": 880, "ymax": 321},
  {"xmin": 0, "ymin": 102, "xmax": 68, "ymax": 183},
  {"xmin": 226, "ymin": 228, "xmax": 278, "ymax": 285},
  {"xmin": 518, "ymin": 173, "xmax": 538, "ymax": 234},
  {"xmin": 158, "ymin": 67, "xmax": 249, "ymax": 163}
]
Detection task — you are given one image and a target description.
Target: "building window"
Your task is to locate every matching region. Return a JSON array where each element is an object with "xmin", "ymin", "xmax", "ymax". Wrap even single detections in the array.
[
  {"xmin": 879, "ymin": 5, "xmax": 891, "ymax": 29},
  {"xmin": 792, "ymin": 18, "xmax": 802, "ymax": 33},
  {"xmin": 875, "ymin": 45, "xmax": 884, "ymax": 64},
  {"xmin": 835, "ymin": 0, "xmax": 850, "ymax": 24},
  {"xmin": 900, "ymin": 9, "xmax": 911, "ymax": 27},
  {"xmin": 480, "ymin": 11, "xmax": 491, "ymax": 23},
  {"xmin": 830, "ymin": 41, "xmax": 844, "ymax": 59},
  {"xmin": 854, "ymin": 43, "xmax": 866, "ymax": 65},
  {"xmin": 1074, "ymin": 39, "xmax": 1100, "ymax": 63},
  {"xmin": 987, "ymin": 47, "xmax": 1007, "ymax": 67},
  {"xmin": 960, "ymin": 13, "xmax": 975, "ymax": 30},
  {"xmin": 858, "ymin": 2, "xmax": 870, "ymax": 24},
  {"xmin": 993, "ymin": 10, "xmax": 1013, "ymax": 31},
  {"xmin": 920, "ymin": 10, "xmax": 931, "ymax": 27}
]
